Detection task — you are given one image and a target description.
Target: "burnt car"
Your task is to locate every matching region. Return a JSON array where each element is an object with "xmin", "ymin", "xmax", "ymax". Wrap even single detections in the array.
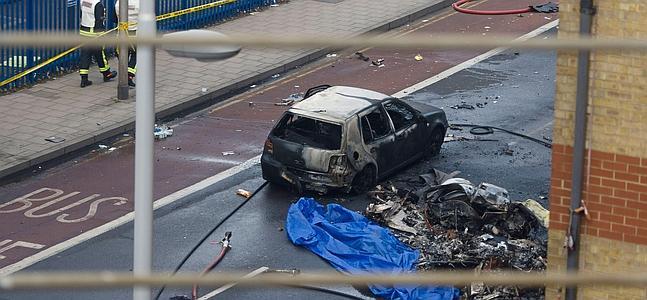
[{"xmin": 261, "ymin": 85, "xmax": 448, "ymax": 194}]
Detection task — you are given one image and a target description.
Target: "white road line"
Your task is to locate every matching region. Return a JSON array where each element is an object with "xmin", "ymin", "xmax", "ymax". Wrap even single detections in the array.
[
  {"xmin": 392, "ymin": 20, "xmax": 559, "ymax": 98},
  {"xmin": 0, "ymin": 155, "xmax": 261, "ymax": 276},
  {"xmin": 0, "ymin": 19, "xmax": 560, "ymax": 277},
  {"xmin": 197, "ymin": 266, "xmax": 269, "ymax": 300}
]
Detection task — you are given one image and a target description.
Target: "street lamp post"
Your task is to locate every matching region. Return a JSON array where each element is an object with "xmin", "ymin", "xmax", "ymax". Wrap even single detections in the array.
[
  {"xmin": 117, "ymin": 0, "xmax": 129, "ymax": 100},
  {"xmin": 131, "ymin": 19, "xmax": 240, "ymax": 300}
]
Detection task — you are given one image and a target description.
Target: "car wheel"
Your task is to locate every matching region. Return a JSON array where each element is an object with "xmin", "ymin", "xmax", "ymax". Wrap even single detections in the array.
[
  {"xmin": 351, "ymin": 165, "xmax": 376, "ymax": 194},
  {"xmin": 429, "ymin": 127, "xmax": 445, "ymax": 157}
]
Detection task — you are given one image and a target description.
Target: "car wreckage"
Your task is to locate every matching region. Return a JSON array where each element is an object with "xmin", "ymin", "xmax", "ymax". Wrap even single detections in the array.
[{"xmin": 261, "ymin": 85, "xmax": 448, "ymax": 194}]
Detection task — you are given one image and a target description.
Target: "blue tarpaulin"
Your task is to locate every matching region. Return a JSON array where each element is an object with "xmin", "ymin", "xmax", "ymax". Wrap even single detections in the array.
[{"xmin": 286, "ymin": 198, "xmax": 460, "ymax": 300}]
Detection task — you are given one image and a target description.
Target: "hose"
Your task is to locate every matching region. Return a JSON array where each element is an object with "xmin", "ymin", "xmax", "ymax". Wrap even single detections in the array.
[
  {"xmin": 452, "ymin": 0, "xmax": 533, "ymax": 15},
  {"xmin": 451, "ymin": 123, "xmax": 552, "ymax": 148},
  {"xmin": 154, "ymin": 181, "xmax": 269, "ymax": 300},
  {"xmin": 192, "ymin": 232, "xmax": 232, "ymax": 300},
  {"xmin": 469, "ymin": 126, "xmax": 494, "ymax": 135}
]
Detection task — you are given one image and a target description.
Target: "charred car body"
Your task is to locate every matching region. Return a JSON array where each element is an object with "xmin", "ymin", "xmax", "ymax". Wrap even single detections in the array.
[{"xmin": 261, "ymin": 85, "xmax": 448, "ymax": 194}]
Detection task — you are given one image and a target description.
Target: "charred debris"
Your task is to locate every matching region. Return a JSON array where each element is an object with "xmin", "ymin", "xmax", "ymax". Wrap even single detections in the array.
[{"xmin": 365, "ymin": 169, "xmax": 549, "ymax": 299}]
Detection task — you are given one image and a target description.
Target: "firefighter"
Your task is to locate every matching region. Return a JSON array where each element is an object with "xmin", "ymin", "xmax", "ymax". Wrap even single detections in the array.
[
  {"xmin": 79, "ymin": 0, "xmax": 117, "ymax": 88},
  {"xmin": 114, "ymin": 0, "xmax": 139, "ymax": 87}
]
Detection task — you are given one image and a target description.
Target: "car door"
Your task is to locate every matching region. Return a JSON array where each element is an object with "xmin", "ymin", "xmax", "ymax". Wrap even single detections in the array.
[
  {"xmin": 383, "ymin": 100, "xmax": 425, "ymax": 166},
  {"xmin": 358, "ymin": 106, "xmax": 397, "ymax": 176}
]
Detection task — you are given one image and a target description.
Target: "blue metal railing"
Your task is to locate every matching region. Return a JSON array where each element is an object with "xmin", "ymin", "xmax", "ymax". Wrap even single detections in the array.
[{"xmin": 1, "ymin": 0, "xmax": 275, "ymax": 92}]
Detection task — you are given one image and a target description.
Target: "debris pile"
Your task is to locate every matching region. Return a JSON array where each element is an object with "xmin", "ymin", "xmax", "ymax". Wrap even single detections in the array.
[
  {"xmin": 154, "ymin": 124, "xmax": 174, "ymax": 139},
  {"xmin": 365, "ymin": 169, "xmax": 548, "ymax": 299}
]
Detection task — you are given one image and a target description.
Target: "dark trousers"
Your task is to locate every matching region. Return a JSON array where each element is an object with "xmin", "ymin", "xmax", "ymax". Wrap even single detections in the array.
[
  {"xmin": 126, "ymin": 45, "xmax": 137, "ymax": 77},
  {"xmin": 79, "ymin": 45, "xmax": 110, "ymax": 76},
  {"xmin": 117, "ymin": 30, "xmax": 137, "ymax": 77}
]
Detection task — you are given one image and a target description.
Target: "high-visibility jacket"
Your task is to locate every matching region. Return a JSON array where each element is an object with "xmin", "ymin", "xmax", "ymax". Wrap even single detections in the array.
[
  {"xmin": 80, "ymin": 0, "xmax": 105, "ymax": 36},
  {"xmin": 115, "ymin": 0, "xmax": 140, "ymax": 31}
]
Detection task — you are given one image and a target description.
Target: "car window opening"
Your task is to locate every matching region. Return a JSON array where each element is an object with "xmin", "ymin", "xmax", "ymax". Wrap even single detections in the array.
[
  {"xmin": 385, "ymin": 101, "xmax": 415, "ymax": 131},
  {"xmin": 273, "ymin": 113, "xmax": 342, "ymax": 150},
  {"xmin": 361, "ymin": 108, "xmax": 392, "ymax": 143}
]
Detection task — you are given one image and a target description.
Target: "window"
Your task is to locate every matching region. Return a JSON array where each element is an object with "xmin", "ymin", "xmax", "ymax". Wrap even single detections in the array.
[
  {"xmin": 272, "ymin": 113, "xmax": 342, "ymax": 150},
  {"xmin": 384, "ymin": 101, "xmax": 416, "ymax": 131},
  {"xmin": 360, "ymin": 108, "xmax": 392, "ymax": 143}
]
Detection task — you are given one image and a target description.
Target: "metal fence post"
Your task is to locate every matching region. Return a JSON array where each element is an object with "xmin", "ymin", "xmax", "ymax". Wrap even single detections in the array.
[{"xmin": 25, "ymin": 0, "xmax": 35, "ymax": 83}]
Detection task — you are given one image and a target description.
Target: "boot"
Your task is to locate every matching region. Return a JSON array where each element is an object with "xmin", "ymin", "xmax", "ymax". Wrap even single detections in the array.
[
  {"xmin": 128, "ymin": 75, "xmax": 136, "ymax": 87},
  {"xmin": 80, "ymin": 75, "xmax": 93, "ymax": 88},
  {"xmin": 102, "ymin": 70, "xmax": 117, "ymax": 82}
]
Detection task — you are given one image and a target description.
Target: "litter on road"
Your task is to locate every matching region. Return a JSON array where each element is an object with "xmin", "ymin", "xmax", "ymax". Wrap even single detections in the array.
[
  {"xmin": 287, "ymin": 198, "xmax": 460, "ymax": 300},
  {"xmin": 371, "ymin": 58, "xmax": 385, "ymax": 67},
  {"xmin": 364, "ymin": 169, "xmax": 548, "ymax": 299},
  {"xmin": 45, "ymin": 136, "xmax": 65, "ymax": 143},
  {"xmin": 414, "ymin": 54, "xmax": 424, "ymax": 61},
  {"xmin": 236, "ymin": 189, "xmax": 252, "ymax": 199},
  {"xmin": 222, "ymin": 151, "xmax": 235, "ymax": 156},
  {"xmin": 355, "ymin": 52, "xmax": 370, "ymax": 61},
  {"xmin": 154, "ymin": 124, "xmax": 174, "ymax": 139}
]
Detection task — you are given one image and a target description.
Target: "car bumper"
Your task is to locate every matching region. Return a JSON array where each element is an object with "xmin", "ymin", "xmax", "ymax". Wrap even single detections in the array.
[{"xmin": 261, "ymin": 154, "xmax": 350, "ymax": 193}]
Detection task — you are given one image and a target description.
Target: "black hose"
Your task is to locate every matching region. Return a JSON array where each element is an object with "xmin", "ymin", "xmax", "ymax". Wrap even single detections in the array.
[
  {"xmin": 154, "ymin": 181, "xmax": 269, "ymax": 300},
  {"xmin": 469, "ymin": 126, "xmax": 494, "ymax": 135},
  {"xmin": 451, "ymin": 123, "xmax": 552, "ymax": 148}
]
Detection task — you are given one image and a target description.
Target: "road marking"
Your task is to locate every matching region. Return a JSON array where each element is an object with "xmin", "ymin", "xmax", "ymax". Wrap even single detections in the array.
[
  {"xmin": 392, "ymin": 19, "xmax": 559, "ymax": 98},
  {"xmin": 0, "ymin": 19, "xmax": 558, "ymax": 277},
  {"xmin": 1, "ymin": 188, "xmax": 128, "ymax": 224},
  {"xmin": 197, "ymin": 266, "xmax": 270, "ymax": 300},
  {"xmin": 0, "ymin": 240, "xmax": 45, "ymax": 261},
  {"xmin": 0, "ymin": 155, "xmax": 261, "ymax": 276}
]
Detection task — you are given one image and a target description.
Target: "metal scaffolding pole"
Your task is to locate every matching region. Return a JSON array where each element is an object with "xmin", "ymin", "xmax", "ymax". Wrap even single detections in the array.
[{"xmin": 133, "ymin": 0, "xmax": 155, "ymax": 299}]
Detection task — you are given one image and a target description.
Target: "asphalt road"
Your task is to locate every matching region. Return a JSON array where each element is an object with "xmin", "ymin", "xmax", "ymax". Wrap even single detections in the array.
[
  {"xmin": 0, "ymin": 2, "xmax": 556, "ymax": 275},
  {"xmin": 0, "ymin": 26, "xmax": 556, "ymax": 299}
]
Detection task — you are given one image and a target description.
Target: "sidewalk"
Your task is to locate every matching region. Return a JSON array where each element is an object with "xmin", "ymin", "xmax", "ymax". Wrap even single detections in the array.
[{"xmin": 0, "ymin": 0, "xmax": 451, "ymax": 180}]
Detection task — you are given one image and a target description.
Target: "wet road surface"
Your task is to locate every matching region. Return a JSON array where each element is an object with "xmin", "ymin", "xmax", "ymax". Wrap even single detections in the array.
[
  {"xmin": 0, "ymin": 1, "xmax": 556, "ymax": 298},
  {"xmin": 1, "ymin": 29, "xmax": 556, "ymax": 299}
]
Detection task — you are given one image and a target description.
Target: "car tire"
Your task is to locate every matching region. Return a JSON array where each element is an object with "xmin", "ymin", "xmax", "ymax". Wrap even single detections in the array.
[
  {"xmin": 428, "ymin": 127, "xmax": 445, "ymax": 157},
  {"xmin": 351, "ymin": 165, "xmax": 376, "ymax": 194}
]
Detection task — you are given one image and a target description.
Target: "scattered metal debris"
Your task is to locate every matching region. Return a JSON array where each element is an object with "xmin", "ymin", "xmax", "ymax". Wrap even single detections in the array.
[
  {"xmin": 450, "ymin": 103, "xmax": 475, "ymax": 110},
  {"xmin": 154, "ymin": 124, "xmax": 174, "ymax": 139},
  {"xmin": 365, "ymin": 169, "xmax": 548, "ymax": 299},
  {"xmin": 371, "ymin": 58, "xmax": 385, "ymax": 67},
  {"xmin": 275, "ymin": 92, "xmax": 304, "ymax": 106},
  {"xmin": 236, "ymin": 189, "xmax": 252, "ymax": 199},
  {"xmin": 45, "ymin": 136, "xmax": 65, "ymax": 143},
  {"xmin": 355, "ymin": 52, "xmax": 370, "ymax": 61}
]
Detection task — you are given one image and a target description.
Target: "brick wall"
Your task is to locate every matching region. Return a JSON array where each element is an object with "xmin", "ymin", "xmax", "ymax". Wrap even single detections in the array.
[
  {"xmin": 548, "ymin": 0, "xmax": 647, "ymax": 298},
  {"xmin": 550, "ymin": 146, "xmax": 647, "ymax": 243}
]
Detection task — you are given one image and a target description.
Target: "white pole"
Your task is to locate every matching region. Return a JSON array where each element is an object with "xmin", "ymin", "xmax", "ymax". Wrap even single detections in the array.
[{"xmin": 133, "ymin": 0, "xmax": 155, "ymax": 299}]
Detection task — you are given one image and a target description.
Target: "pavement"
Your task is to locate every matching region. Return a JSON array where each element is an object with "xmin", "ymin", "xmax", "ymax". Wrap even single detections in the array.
[{"xmin": 0, "ymin": 0, "xmax": 454, "ymax": 181}]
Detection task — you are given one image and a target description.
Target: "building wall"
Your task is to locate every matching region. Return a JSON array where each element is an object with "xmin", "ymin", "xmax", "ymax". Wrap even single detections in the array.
[{"xmin": 549, "ymin": 0, "xmax": 647, "ymax": 298}]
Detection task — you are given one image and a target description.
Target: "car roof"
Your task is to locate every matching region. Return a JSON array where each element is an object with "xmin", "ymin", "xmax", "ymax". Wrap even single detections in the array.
[{"xmin": 289, "ymin": 86, "xmax": 390, "ymax": 122}]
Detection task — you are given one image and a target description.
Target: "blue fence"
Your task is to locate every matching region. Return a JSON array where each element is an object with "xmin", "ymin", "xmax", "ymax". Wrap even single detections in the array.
[{"xmin": 0, "ymin": 0, "xmax": 275, "ymax": 91}]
